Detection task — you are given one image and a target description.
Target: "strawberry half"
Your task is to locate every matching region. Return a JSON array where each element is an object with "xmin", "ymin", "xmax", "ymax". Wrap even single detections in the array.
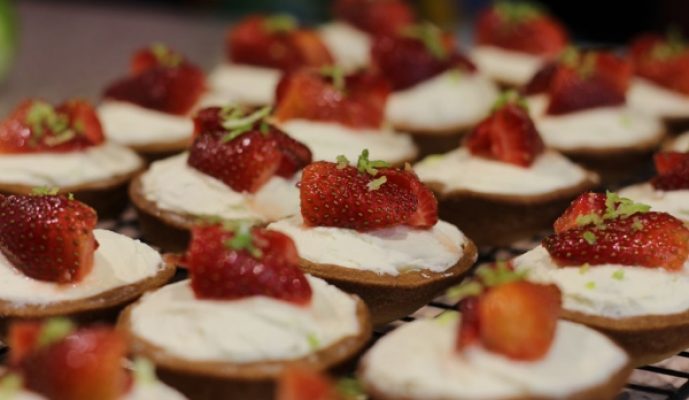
[
  {"xmin": 333, "ymin": 0, "xmax": 415, "ymax": 36},
  {"xmin": 651, "ymin": 152, "xmax": 689, "ymax": 191},
  {"xmin": 277, "ymin": 367, "xmax": 341, "ymax": 400},
  {"xmin": 9, "ymin": 320, "xmax": 127, "ymax": 400},
  {"xmin": 464, "ymin": 97, "xmax": 544, "ymax": 167},
  {"xmin": 0, "ymin": 194, "xmax": 98, "ymax": 283},
  {"xmin": 371, "ymin": 23, "xmax": 476, "ymax": 91},
  {"xmin": 186, "ymin": 224, "xmax": 312, "ymax": 304},
  {"xmin": 188, "ymin": 107, "xmax": 312, "ymax": 192},
  {"xmin": 0, "ymin": 99, "xmax": 105, "ymax": 154},
  {"xmin": 552, "ymin": 192, "xmax": 607, "ymax": 233},
  {"xmin": 475, "ymin": 3, "xmax": 567, "ymax": 56},
  {"xmin": 274, "ymin": 68, "xmax": 390, "ymax": 129},
  {"xmin": 228, "ymin": 15, "xmax": 333, "ymax": 72},
  {"xmin": 630, "ymin": 32, "xmax": 689, "ymax": 95},
  {"xmin": 104, "ymin": 44, "xmax": 206, "ymax": 115}
]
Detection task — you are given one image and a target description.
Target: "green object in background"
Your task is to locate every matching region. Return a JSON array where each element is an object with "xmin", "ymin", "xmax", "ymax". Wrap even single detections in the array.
[{"xmin": 0, "ymin": 0, "xmax": 16, "ymax": 82}]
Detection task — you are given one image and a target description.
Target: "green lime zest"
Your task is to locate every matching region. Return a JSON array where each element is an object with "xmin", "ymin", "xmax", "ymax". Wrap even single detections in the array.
[
  {"xmin": 0, "ymin": 374, "xmax": 22, "ymax": 399},
  {"xmin": 435, "ymin": 310, "xmax": 460, "ymax": 325},
  {"xmin": 223, "ymin": 220, "xmax": 263, "ymax": 258},
  {"xmin": 336, "ymin": 377, "xmax": 367, "ymax": 400},
  {"xmin": 306, "ymin": 333, "xmax": 320, "ymax": 350},
  {"xmin": 367, "ymin": 176, "xmax": 387, "ymax": 191},
  {"xmin": 356, "ymin": 149, "xmax": 390, "ymax": 176},
  {"xmin": 403, "ymin": 22, "xmax": 448, "ymax": 60},
  {"xmin": 582, "ymin": 231, "xmax": 597, "ymax": 245},
  {"xmin": 263, "ymin": 14, "xmax": 298, "ymax": 34},
  {"xmin": 494, "ymin": 1, "xmax": 543, "ymax": 24},
  {"xmin": 133, "ymin": 357, "xmax": 157, "ymax": 385},
  {"xmin": 603, "ymin": 191, "xmax": 650, "ymax": 220},
  {"xmin": 37, "ymin": 318, "xmax": 75, "ymax": 348},
  {"xmin": 492, "ymin": 90, "xmax": 529, "ymax": 112},
  {"xmin": 336, "ymin": 154, "xmax": 350, "ymax": 169},
  {"xmin": 585, "ymin": 281, "xmax": 596, "ymax": 290},
  {"xmin": 651, "ymin": 27, "xmax": 686, "ymax": 60},
  {"xmin": 579, "ymin": 263, "xmax": 590, "ymax": 275},
  {"xmin": 446, "ymin": 280, "xmax": 483, "ymax": 302},
  {"xmin": 612, "ymin": 270, "xmax": 625, "ymax": 281},
  {"xmin": 220, "ymin": 105, "xmax": 272, "ymax": 143},
  {"xmin": 150, "ymin": 43, "xmax": 183, "ymax": 68},
  {"xmin": 320, "ymin": 65, "xmax": 346, "ymax": 92},
  {"xmin": 31, "ymin": 186, "xmax": 60, "ymax": 196}
]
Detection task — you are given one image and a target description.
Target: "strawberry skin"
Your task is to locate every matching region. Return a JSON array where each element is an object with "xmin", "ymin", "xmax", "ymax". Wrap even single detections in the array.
[
  {"xmin": 274, "ymin": 69, "xmax": 390, "ymax": 129},
  {"xmin": 277, "ymin": 367, "xmax": 341, "ymax": 400},
  {"xmin": 333, "ymin": 0, "xmax": 415, "ymax": 36},
  {"xmin": 630, "ymin": 34, "xmax": 689, "ymax": 95},
  {"xmin": 0, "ymin": 195, "xmax": 98, "ymax": 283},
  {"xmin": 543, "ymin": 212, "xmax": 689, "ymax": 271},
  {"xmin": 465, "ymin": 103, "xmax": 544, "ymax": 167},
  {"xmin": 552, "ymin": 192, "xmax": 607, "ymax": 233},
  {"xmin": 651, "ymin": 152, "xmax": 689, "ymax": 191},
  {"xmin": 186, "ymin": 225, "xmax": 312, "ymax": 304}
]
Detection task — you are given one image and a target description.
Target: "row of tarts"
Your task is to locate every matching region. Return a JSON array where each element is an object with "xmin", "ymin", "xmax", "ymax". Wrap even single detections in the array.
[{"xmin": 4, "ymin": 0, "xmax": 689, "ymax": 399}]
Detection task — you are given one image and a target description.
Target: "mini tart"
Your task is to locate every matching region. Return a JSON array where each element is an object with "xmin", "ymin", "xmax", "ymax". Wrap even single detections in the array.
[
  {"xmin": 268, "ymin": 216, "xmax": 477, "ymax": 326},
  {"xmin": 471, "ymin": 45, "xmax": 549, "ymax": 87},
  {"xmin": 358, "ymin": 317, "xmax": 630, "ymax": 400},
  {"xmin": 118, "ymin": 276, "xmax": 371, "ymax": 400},
  {"xmin": 129, "ymin": 153, "xmax": 300, "ymax": 252},
  {"xmin": 629, "ymin": 78, "xmax": 689, "ymax": 132},
  {"xmin": 318, "ymin": 21, "xmax": 372, "ymax": 73},
  {"xmin": 0, "ymin": 142, "xmax": 144, "ymax": 216},
  {"xmin": 619, "ymin": 183, "xmax": 689, "ymax": 223},
  {"xmin": 276, "ymin": 119, "xmax": 418, "ymax": 165},
  {"xmin": 386, "ymin": 70, "xmax": 499, "ymax": 157},
  {"xmin": 207, "ymin": 63, "xmax": 282, "ymax": 107},
  {"xmin": 414, "ymin": 149, "xmax": 599, "ymax": 247},
  {"xmin": 514, "ymin": 246, "xmax": 689, "ymax": 365},
  {"xmin": 527, "ymin": 94, "xmax": 665, "ymax": 184},
  {"xmin": 0, "ymin": 229, "xmax": 175, "ymax": 336}
]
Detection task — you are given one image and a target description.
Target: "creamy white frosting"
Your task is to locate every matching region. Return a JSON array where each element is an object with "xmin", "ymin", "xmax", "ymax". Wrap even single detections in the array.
[
  {"xmin": 0, "ymin": 229, "xmax": 162, "ymax": 305},
  {"xmin": 414, "ymin": 148, "xmax": 593, "ymax": 196},
  {"xmin": 619, "ymin": 183, "xmax": 689, "ymax": 222},
  {"xmin": 11, "ymin": 380, "xmax": 186, "ymax": 400},
  {"xmin": 629, "ymin": 78, "xmax": 689, "ymax": 120},
  {"xmin": 98, "ymin": 101, "xmax": 194, "ymax": 147},
  {"xmin": 0, "ymin": 142, "xmax": 142, "ymax": 188},
  {"xmin": 514, "ymin": 245, "xmax": 689, "ymax": 318},
  {"xmin": 140, "ymin": 153, "xmax": 300, "ymax": 222},
  {"xmin": 268, "ymin": 216, "xmax": 470, "ymax": 276},
  {"xmin": 318, "ymin": 21, "xmax": 371, "ymax": 73},
  {"xmin": 277, "ymin": 119, "xmax": 417, "ymax": 164},
  {"xmin": 387, "ymin": 71, "xmax": 499, "ymax": 132},
  {"xmin": 528, "ymin": 95, "xmax": 664, "ymax": 151},
  {"xmin": 360, "ymin": 317, "xmax": 627, "ymax": 400},
  {"xmin": 470, "ymin": 45, "xmax": 546, "ymax": 87},
  {"xmin": 129, "ymin": 276, "xmax": 360, "ymax": 363},
  {"xmin": 207, "ymin": 63, "xmax": 282, "ymax": 106},
  {"xmin": 668, "ymin": 130, "xmax": 689, "ymax": 152}
]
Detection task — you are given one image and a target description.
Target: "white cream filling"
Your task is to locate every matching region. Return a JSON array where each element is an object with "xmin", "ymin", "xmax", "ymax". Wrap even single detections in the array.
[
  {"xmin": 140, "ymin": 153, "xmax": 300, "ymax": 222},
  {"xmin": 318, "ymin": 21, "xmax": 371, "ymax": 73},
  {"xmin": 129, "ymin": 277, "xmax": 360, "ymax": 363},
  {"xmin": 667, "ymin": 130, "xmax": 689, "ymax": 152},
  {"xmin": 470, "ymin": 46, "xmax": 546, "ymax": 87},
  {"xmin": 277, "ymin": 119, "xmax": 417, "ymax": 164},
  {"xmin": 414, "ymin": 148, "xmax": 592, "ymax": 196},
  {"xmin": 207, "ymin": 63, "xmax": 282, "ymax": 106},
  {"xmin": 386, "ymin": 70, "xmax": 499, "ymax": 132},
  {"xmin": 619, "ymin": 183, "xmax": 689, "ymax": 222},
  {"xmin": 514, "ymin": 246, "xmax": 689, "ymax": 318},
  {"xmin": 268, "ymin": 216, "xmax": 470, "ymax": 276},
  {"xmin": 0, "ymin": 229, "xmax": 162, "ymax": 305},
  {"xmin": 0, "ymin": 142, "xmax": 143, "ymax": 188},
  {"xmin": 629, "ymin": 78, "xmax": 689, "ymax": 119},
  {"xmin": 528, "ymin": 95, "xmax": 664, "ymax": 151},
  {"xmin": 360, "ymin": 317, "xmax": 627, "ymax": 400}
]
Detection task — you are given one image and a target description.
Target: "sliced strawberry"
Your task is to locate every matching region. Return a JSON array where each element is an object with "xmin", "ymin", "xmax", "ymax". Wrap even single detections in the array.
[
  {"xmin": 630, "ymin": 33, "xmax": 689, "ymax": 95},
  {"xmin": 0, "ymin": 194, "xmax": 98, "ymax": 283},
  {"xmin": 371, "ymin": 24, "xmax": 476, "ymax": 91},
  {"xmin": 403, "ymin": 170, "xmax": 438, "ymax": 228},
  {"xmin": 186, "ymin": 225, "xmax": 312, "ymax": 304},
  {"xmin": 522, "ymin": 61, "xmax": 558, "ymax": 95},
  {"xmin": 457, "ymin": 281, "xmax": 561, "ymax": 361},
  {"xmin": 456, "ymin": 296, "xmax": 481, "ymax": 349},
  {"xmin": 651, "ymin": 152, "xmax": 689, "ymax": 190},
  {"xmin": 0, "ymin": 99, "xmax": 105, "ymax": 154},
  {"xmin": 227, "ymin": 15, "xmax": 333, "ymax": 72},
  {"xmin": 273, "ymin": 129, "xmax": 314, "ymax": 177},
  {"xmin": 7, "ymin": 322, "xmax": 41, "ymax": 367},
  {"xmin": 543, "ymin": 212, "xmax": 689, "ymax": 270},
  {"xmin": 104, "ymin": 45, "xmax": 206, "ymax": 115},
  {"xmin": 192, "ymin": 106, "xmax": 226, "ymax": 137},
  {"xmin": 547, "ymin": 51, "xmax": 631, "ymax": 115},
  {"xmin": 553, "ymin": 192, "xmax": 607, "ymax": 233},
  {"xmin": 277, "ymin": 367, "xmax": 341, "ymax": 400},
  {"xmin": 333, "ymin": 0, "xmax": 415, "ymax": 36},
  {"xmin": 465, "ymin": 101, "xmax": 544, "ymax": 167},
  {"xmin": 274, "ymin": 68, "xmax": 390, "ymax": 129}
]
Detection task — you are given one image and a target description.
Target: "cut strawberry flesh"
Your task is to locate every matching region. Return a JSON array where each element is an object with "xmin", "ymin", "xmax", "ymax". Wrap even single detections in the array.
[
  {"xmin": 651, "ymin": 152, "xmax": 689, "ymax": 191},
  {"xmin": 277, "ymin": 367, "xmax": 340, "ymax": 400},
  {"xmin": 552, "ymin": 192, "xmax": 607, "ymax": 233}
]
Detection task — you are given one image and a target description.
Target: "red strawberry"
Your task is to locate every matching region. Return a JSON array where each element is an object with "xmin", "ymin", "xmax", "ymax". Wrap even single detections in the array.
[
  {"xmin": 273, "ymin": 129, "xmax": 314, "ymax": 178},
  {"xmin": 9, "ymin": 322, "xmax": 127, "ymax": 400},
  {"xmin": 543, "ymin": 212, "xmax": 689, "ymax": 271},
  {"xmin": 651, "ymin": 152, "xmax": 689, "ymax": 190},
  {"xmin": 630, "ymin": 33, "xmax": 689, "ymax": 95},
  {"xmin": 227, "ymin": 15, "xmax": 333, "ymax": 72},
  {"xmin": 475, "ymin": 4, "xmax": 567, "ymax": 56},
  {"xmin": 0, "ymin": 194, "xmax": 98, "ymax": 283},
  {"xmin": 405, "ymin": 173, "xmax": 439, "ymax": 228},
  {"xmin": 465, "ymin": 101, "xmax": 544, "ymax": 167},
  {"xmin": 277, "ymin": 367, "xmax": 341, "ymax": 400},
  {"xmin": 522, "ymin": 61, "xmax": 558, "ymax": 95},
  {"xmin": 547, "ymin": 51, "xmax": 631, "ymax": 115},
  {"xmin": 371, "ymin": 24, "xmax": 476, "ymax": 91},
  {"xmin": 0, "ymin": 99, "xmax": 105, "ymax": 154},
  {"xmin": 274, "ymin": 68, "xmax": 390, "ymax": 129},
  {"xmin": 186, "ymin": 225, "xmax": 312, "ymax": 304},
  {"xmin": 333, "ymin": 0, "xmax": 415, "ymax": 36},
  {"xmin": 7, "ymin": 322, "xmax": 42, "ymax": 366},
  {"xmin": 457, "ymin": 281, "xmax": 561, "ymax": 361},
  {"xmin": 104, "ymin": 45, "xmax": 206, "ymax": 115},
  {"xmin": 552, "ymin": 192, "xmax": 607, "ymax": 233},
  {"xmin": 192, "ymin": 106, "xmax": 226, "ymax": 137}
]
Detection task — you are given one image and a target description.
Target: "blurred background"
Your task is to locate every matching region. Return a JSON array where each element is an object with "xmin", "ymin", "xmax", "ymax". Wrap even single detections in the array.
[{"xmin": 1, "ymin": 0, "xmax": 688, "ymax": 113}]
